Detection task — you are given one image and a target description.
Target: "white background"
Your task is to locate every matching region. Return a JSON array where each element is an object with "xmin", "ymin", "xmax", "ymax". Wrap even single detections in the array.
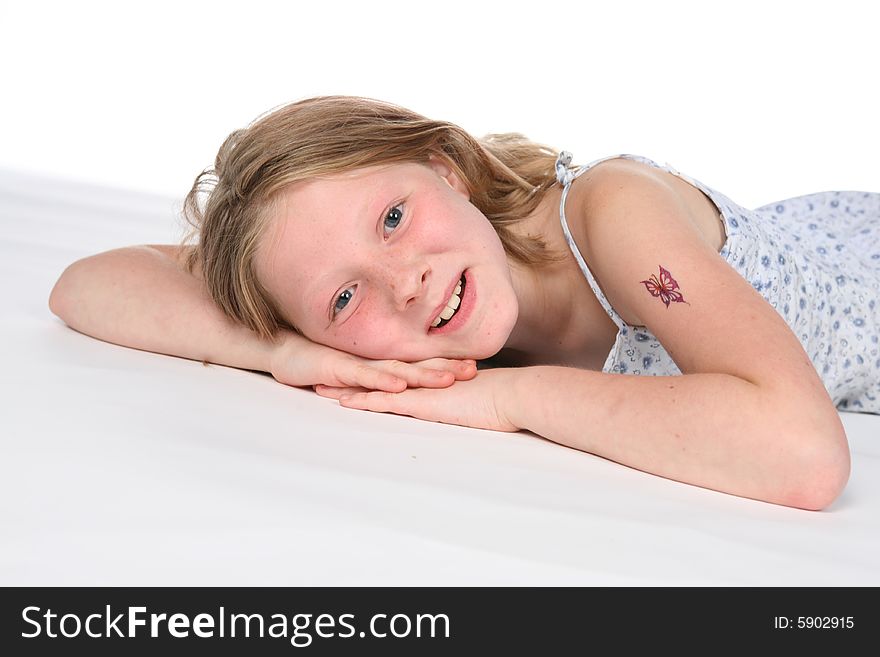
[
  {"xmin": 1, "ymin": 0, "xmax": 877, "ymax": 231},
  {"xmin": 3, "ymin": 0, "xmax": 880, "ymax": 588}
]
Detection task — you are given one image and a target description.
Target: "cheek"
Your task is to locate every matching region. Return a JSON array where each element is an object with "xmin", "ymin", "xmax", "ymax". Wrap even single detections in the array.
[
  {"xmin": 414, "ymin": 196, "xmax": 473, "ymax": 244},
  {"xmin": 330, "ymin": 309, "xmax": 404, "ymax": 359}
]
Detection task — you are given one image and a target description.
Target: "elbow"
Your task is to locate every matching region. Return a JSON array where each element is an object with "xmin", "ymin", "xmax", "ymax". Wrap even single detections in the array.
[
  {"xmin": 48, "ymin": 274, "xmax": 68, "ymax": 318},
  {"xmin": 49, "ymin": 264, "xmax": 81, "ymax": 320},
  {"xmin": 49, "ymin": 260, "xmax": 87, "ymax": 319},
  {"xmin": 778, "ymin": 427, "xmax": 851, "ymax": 511}
]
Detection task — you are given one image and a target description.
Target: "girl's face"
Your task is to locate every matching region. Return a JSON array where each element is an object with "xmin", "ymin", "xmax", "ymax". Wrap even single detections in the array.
[{"xmin": 255, "ymin": 156, "xmax": 520, "ymax": 361}]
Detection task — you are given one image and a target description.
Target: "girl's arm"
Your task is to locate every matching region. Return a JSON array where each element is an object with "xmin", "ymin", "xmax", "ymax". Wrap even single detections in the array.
[
  {"xmin": 49, "ymin": 245, "xmax": 278, "ymax": 372},
  {"xmin": 504, "ymin": 366, "xmax": 848, "ymax": 511},
  {"xmin": 48, "ymin": 246, "xmax": 477, "ymax": 389}
]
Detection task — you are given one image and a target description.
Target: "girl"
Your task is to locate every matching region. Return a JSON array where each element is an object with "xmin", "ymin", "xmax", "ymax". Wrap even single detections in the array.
[{"xmin": 49, "ymin": 96, "xmax": 870, "ymax": 511}]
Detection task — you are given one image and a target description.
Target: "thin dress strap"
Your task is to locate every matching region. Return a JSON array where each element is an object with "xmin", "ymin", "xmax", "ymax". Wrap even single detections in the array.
[{"xmin": 555, "ymin": 150, "xmax": 626, "ymax": 329}]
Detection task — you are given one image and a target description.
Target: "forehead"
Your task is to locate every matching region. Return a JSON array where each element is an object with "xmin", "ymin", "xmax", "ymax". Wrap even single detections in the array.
[
  {"xmin": 261, "ymin": 159, "xmax": 437, "ymax": 250},
  {"xmin": 260, "ymin": 161, "xmax": 406, "ymax": 257}
]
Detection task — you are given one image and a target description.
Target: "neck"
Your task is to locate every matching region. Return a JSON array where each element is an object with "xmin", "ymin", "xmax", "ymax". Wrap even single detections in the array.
[
  {"xmin": 494, "ymin": 188, "xmax": 580, "ymax": 366},
  {"xmin": 502, "ymin": 260, "xmax": 574, "ymax": 361},
  {"xmin": 490, "ymin": 184, "xmax": 618, "ymax": 370}
]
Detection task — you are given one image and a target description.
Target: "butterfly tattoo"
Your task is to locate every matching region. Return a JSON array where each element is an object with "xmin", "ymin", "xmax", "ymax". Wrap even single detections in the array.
[{"xmin": 639, "ymin": 265, "xmax": 691, "ymax": 308}]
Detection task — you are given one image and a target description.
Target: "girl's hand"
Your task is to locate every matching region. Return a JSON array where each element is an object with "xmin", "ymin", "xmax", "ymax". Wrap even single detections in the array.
[
  {"xmin": 269, "ymin": 330, "xmax": 477, "ymax": 391},
  {"xmin": 314, "ymin": 368, "xmax": 521, "ymax": 433}
]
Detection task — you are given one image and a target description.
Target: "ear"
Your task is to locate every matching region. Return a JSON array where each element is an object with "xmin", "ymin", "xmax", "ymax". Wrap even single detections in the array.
[{"xmin": 426, "ymin": 153, "xmax": 471, "ymax": 200}]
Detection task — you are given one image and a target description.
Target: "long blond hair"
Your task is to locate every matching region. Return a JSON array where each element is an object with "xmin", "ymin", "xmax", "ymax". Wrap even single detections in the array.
[{"xmin": 180, "ymin": 95, "xmax": 567, "ymax": 342}]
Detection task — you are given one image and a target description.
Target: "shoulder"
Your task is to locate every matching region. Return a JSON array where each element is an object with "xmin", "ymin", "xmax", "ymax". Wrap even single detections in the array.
[
  {"xmin": 565, "ymin": 156, "xmax": 694, "ymax": 263},
  {"xmin": 147, "ymin": 243, "xmax": 204, "ymax": 280},
  {"xmin": 564, "ymin": 157, "xmax": 699, "ymax": 326},
  {"xmin": 569, "ymin": 156, "xmax": 675, "ymax": 213}
]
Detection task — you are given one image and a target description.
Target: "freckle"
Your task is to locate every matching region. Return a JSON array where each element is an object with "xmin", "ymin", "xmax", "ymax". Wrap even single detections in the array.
[{"xmin": 353, "ymin": 340, "xmax": 358, "ymax": 346}]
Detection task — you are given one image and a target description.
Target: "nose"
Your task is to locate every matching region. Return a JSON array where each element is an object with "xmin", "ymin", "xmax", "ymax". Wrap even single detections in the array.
[{"xmin": 384, "ymin": 262, "xmax": 430, "ymax": 311}]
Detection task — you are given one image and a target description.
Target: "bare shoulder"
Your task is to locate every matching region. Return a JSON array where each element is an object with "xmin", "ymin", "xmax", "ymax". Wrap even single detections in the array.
[
  {"xmin": 563, "ymin": 157, "xmax": 675, "ymax": 255},
  {"xmin": 573, "ymin": 157, "xmax": 727, "ymax": 250},
  {"xmin": 145, "ymin": 244, "xmax": 182, "ymax": 259},
  {"xmin": 569, "ymin": 157, "xmax": 669, "ymax": 208},
  {"xmin": 146, "ymin": 243, "xmax": 203, "ymax": 280},
  {"xmin": 561, "ymin": 158, "xmax": 686, "ymax": 326}
]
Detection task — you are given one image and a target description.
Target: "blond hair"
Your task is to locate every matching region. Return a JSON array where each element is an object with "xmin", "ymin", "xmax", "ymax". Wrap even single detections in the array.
[{"xmin": 180, "ymin": 95, "xmax": 567, "ymax": 342}]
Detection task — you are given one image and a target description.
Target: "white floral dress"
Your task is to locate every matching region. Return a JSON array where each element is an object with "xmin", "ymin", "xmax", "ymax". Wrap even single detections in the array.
[{"xmin": 555, "ymin": 152, "xmax": 880, "ymax": 414}]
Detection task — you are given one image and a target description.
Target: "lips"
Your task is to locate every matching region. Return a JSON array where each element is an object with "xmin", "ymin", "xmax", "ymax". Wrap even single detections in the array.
[
  {"xmin": 428, "ymin": 272, "xmax": 464, "ymax": 330},
  {"xmin": 427, "ymin": 269, "xmax": 477, "ymax": 336}
]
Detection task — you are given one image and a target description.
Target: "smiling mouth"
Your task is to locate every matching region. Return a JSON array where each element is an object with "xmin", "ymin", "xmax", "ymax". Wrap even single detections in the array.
[{"xmin": 430, "ymin": 273, "xmax": 466, "ymax": 329}]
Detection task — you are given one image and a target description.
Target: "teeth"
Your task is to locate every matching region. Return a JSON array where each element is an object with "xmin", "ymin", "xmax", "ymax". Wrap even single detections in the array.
[{"xmin": 431, "ymin": 277, "xmax": 465, "ymax": 328}]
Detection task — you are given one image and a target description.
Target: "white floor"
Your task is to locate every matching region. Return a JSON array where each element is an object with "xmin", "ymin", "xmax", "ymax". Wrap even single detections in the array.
[{"xmin": 3, "ymin": 168, "xmax": 878, "ymax": 586}]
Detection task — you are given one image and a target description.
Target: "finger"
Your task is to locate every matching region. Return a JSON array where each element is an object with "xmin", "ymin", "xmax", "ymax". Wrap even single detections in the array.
[
  {"xmin": 366, "ymin": 359, "xmax": 455, "ymax": 389},
  {"xmin": 338, "ymin": 361, "xmax": 408, "ymax": 392},
  {"xmin": 338, "ymin": 390, "xmax": 408, "ymax": 414},
  {"xmin": 412, "ymin": 358, "xmax": 478, "ymax": 379},
  {"xmin": 455, "ymin": 360, "xmax": 478, "ymax": 380},
  {"xmin": 314, "ymin": 384, "xmax": 367, "ymax": 399},
  {"xmin": 338, "ymin": 389, "xmax": 441, "ymax": 424},
  {"xmin": 409, "ymin": 368, "xmax": 456, "ymax": 388},
  {"xmin": 385, "ymin": 359, "xmax": 477, "ymax": 387}
]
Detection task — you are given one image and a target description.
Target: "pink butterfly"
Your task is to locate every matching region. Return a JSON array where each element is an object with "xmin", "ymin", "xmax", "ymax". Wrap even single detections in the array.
[{"xmin": 639, "ymin": 265, "xmax": 690, "ymax": 308}]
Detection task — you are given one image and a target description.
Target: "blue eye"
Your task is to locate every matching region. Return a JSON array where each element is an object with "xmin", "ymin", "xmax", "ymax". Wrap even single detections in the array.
[
  {"xmin": 333, "ymin": 286, "xmax": 355, "ymax": 316},
  {"xmin": 383, "ymin": 204, "xmax": 405, "ymax": 238}
]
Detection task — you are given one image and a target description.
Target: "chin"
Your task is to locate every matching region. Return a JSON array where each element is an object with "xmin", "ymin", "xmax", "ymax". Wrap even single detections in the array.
[
  {"xmin": 462, "ymin": 334, "xmax": 509, "ymax": 361},
  {"xmin": 463, "ymin": 302, "xmax": 518, "ymax": 361}
]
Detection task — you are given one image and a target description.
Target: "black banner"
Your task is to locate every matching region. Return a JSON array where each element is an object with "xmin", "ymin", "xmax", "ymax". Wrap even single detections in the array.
[{"xmin": 1, "ymin": 587, "xmax": 874, "ymax": 654}]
